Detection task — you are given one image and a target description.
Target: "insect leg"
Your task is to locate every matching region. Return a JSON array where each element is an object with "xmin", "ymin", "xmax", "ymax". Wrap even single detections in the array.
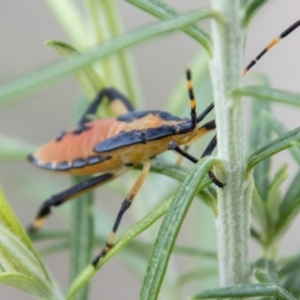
[
  {"xmin": 169, "ymin": 141, "xmax": 198, "ymax": 164},
  {"xmin": 176, "ymin": 145, "xmax": 189, "ymax": 166},
  {"xmin": 27, "ymin": 173, "xmax": 115, "ymax": 233},
  {"xmin": 74, "ymin": 88, "xmax": 135, "ymax": 134},
  {"xmin": 201, "ymin": 135, "xmax": 217, "ymax": 158},
  {"xmin": 92, "ymin": 160, "xmax": 151, "ymax": 266},
  {"xmin": 196, "ymin": 103, "xmax": 214, "ymax": 123},
  {"xmin": 199, "ymin": 135, "xmax": 224, "ymax": 187},
  {"xmin": 168, "ymin": 140, "xmax": 224, "ymax": 188}
]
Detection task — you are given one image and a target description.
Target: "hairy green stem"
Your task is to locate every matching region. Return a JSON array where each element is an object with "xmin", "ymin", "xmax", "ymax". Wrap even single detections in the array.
[{"xmin": 209, "ymin": 0, "xmax": 252, "ymax": 285}]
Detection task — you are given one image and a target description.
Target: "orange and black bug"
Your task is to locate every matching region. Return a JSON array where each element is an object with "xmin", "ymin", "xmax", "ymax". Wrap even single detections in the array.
[
  {"xmin": 243, "ymin": 19, "xmax": 300, "ymax": 75},
  {"xmin": 28, "ymin": 70, "xmax": 223, "ymax": 266}
]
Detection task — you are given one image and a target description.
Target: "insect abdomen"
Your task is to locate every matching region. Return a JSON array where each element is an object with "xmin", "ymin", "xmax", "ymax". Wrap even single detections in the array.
[{"xmin": 29, "ymin": 119, "xmax": 125, "ymax": 175}]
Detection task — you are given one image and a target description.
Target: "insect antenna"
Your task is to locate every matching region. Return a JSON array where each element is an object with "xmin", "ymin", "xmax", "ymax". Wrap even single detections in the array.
[
  {"xmin": 243, "ymin": 19, "xmax": 300, "ymax": 75},
  {"xmin": 186, "ymin": 69, "xmax": 197, "ymax": 129}
]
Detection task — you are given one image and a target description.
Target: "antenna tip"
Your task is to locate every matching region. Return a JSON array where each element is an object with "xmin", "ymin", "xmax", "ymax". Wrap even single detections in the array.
[{"xmin": 186, "ymin": 69, "xmax": 192, "ymax": 80}]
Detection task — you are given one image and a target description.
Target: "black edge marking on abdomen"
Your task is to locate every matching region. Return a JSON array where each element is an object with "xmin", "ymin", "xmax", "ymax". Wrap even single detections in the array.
[
  {"xmin": 72, "ymin": 158, "xmax": 87, "ymax": 168},
  {"xmin": 87, "ymin": 155, "xmax": 112, "ymax": 165},
  {"xmin": 28, "ymin": 153, "xmax": 112, "ymax": 171},
  {"xmin": 71, "ymin": 155, "xmax": 112, "ymax": 169},
  {"xmin": 56, "ymin": 161, "xmax": 70, "ymax": 171},
  {"xmin": 28, "ymin": 154, "xmax": 38, "ymax": 165}
]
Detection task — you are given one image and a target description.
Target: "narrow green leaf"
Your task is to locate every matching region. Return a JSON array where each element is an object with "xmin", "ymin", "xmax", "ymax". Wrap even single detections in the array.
[
  {"xmin": 69, "ymin": 176, "xmax": 94, "ymax": 300},
  {"xmin": 254, "ymin": 259, "xmax": 279, "ymax": 284},
  {"xmin": 45, "ymin": 40, "xmax": 105, "ymax": 100},
  {"xmin": 276, "ymin": 170, "xmax": 300, "ymax": 234},
  {"xmin": 139, "ymin": 157, "xmax": 221, "ymax": 300},
  {"xmin": 198, "ymin": 188, "xmax": 218, "ymax": 216},
  {"xmin": 282, "ymin": 271, "xmax": 300, "ymax": 299},
  {"xmin": 0, "ymin": 273, "xmax": 62, "ymax": 300},
  {"xmin": 44, "ymin": 0, "xmax": 88, "ymax": 48},
  {"xmin": 243, "ymin": 0, "xmax": 269, "ymax": 26},
  {"xmin": 69, "ymin": 91, "xmax": 95, "ymax": 300},
  {"xmin": 125, "ymin": 0, "xmax": 216, "ymax": 55},
  {"xmin": 0, "ymin": 190, "xmax": 63, "ymax": 298},
  {"xmin": 250, "ymin": 226, "xmax": 263, "ymax": 244},
  {"xmin": 0, "ymin": 226, "xmax": 63, "ymax": 300},
  {"xmin": 251, "ymin": 186, "xmax": 268, "ymax": 237},
  {"xmin": 233, "ymin": 86, "xmax": 300, "ymax": 107},
  {"xmin": 0, "ymin": 227, "xmax": 42, "ymax": 278},
  {"xmin": 279, "ymin": 255, "xmax": 300, "ymax": 277},
  {"xmin": 0, "ymin": 187, "xmax": 45, "ymax": 270},
  {"xmin": 192, "ymin": 283, "xmax": 297, "ymax": 299},
  {"xmin": 29, "ymin": 229, "xmax": 69, "ymax": 241},
  {"xmin": 250, "ymin": 100, "xmax": 271, "ymax": 201},
  {"xmin": 266, "ymin": 164, "xmax": 287, "ymax": 223},
  {"xmin": 265, "ymin": 112, "xmax": 300, "ymax": 165},
  {"xmin": 247, "ymin": 126, "xmax": 300, "ymax": 172},
  {"xmin": 252, "ymin": 165, "xmax": 287, "ymax": 247},
  {"xmin": 240, "ymin": 0, "xmax": 250, "ymax": 7},
  {"xmin": 0, "ymin": 134, "xmax": 36, "ymax": 161},
  {"xmin": 0, "ymin": 9, "xmax": 218, "ymax": 107}
]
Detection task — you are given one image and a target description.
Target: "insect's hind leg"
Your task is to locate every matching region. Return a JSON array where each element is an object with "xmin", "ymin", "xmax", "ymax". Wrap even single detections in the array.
[
  {"xmin": 79, "ymin": 88, "xmax": 135, "ymax": 125},
  {"xmin": 92, "ymin": 160, "xmax": 151, "ymax": 266},
  {"xmin": 27, "ymin": 173, "xmax": 115, "ymax": 233},
  {"xmin": 56, "ymin": 88, "xmax": 135, "ymax": 140}
]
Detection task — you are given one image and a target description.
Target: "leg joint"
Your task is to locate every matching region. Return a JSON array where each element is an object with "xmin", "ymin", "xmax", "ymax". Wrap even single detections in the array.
[{"xmin": 121, "ymin": 199, "xmax": 131, "ymax": 212}]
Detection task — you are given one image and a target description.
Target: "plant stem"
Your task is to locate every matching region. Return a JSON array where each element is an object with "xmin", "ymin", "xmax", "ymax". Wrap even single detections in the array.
[
  {"xmin": 209, "ymin": 0, "xmax": 252, "ymax": 285},
  {"xmin": 70, "ymin": 175, "xmax": 94, "ymax": 300}
]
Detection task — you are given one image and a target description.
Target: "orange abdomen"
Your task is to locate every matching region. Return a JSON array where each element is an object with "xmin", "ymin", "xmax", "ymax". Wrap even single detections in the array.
[{"xmin": 31, "ymin": 119, "xmax": 126, "ymax": 175}]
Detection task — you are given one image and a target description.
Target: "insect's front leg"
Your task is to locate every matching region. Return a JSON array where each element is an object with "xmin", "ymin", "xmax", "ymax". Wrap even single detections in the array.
[
  {"xmin": 27, "ymin": 173, "xmax": 115, "ymax": 233},
  {"xmin": 168, "ymin": 137, "xmax": 224, "ymax": 188},
  {"xmin": 92, "ymin": 160, "xmax": 151, "ymax": 266}
]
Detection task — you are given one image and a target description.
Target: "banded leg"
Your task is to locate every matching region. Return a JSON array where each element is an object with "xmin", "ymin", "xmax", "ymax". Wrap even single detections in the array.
[
  {"xmin": 92, "ymin": 160, "xmax": 151, "ymax": 266},
  {"xmin": 168, "ymin": 135, "xmax": 224, "ymax": 188},
  {"xmin": 27, "ymin": 173, "xmax": 116, "ymax": 233}
]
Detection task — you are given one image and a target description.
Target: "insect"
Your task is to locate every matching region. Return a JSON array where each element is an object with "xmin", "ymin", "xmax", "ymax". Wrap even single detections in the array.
[
  {"xmin": 28, "ymin": 70, "xmax": 223, "ymax": 266},
  {"xmin": 243, "ymin": 19, "xmax": 300, "ymax": 75}
]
